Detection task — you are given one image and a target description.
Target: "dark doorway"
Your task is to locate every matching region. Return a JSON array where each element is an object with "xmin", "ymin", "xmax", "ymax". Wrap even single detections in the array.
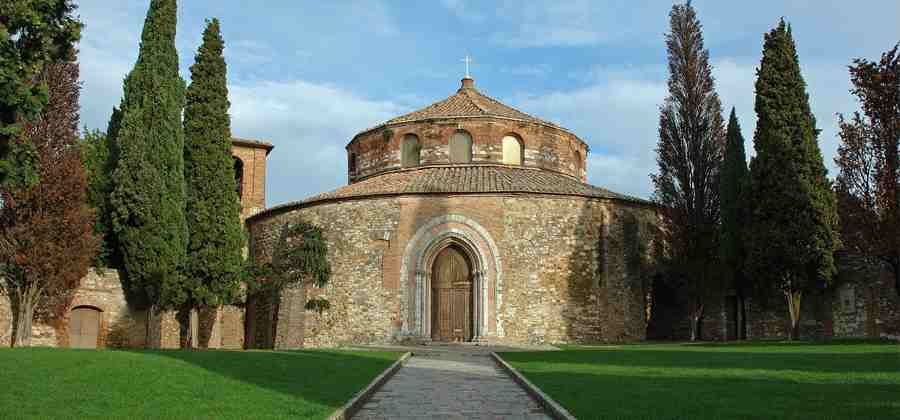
[{"xmin": 431, "ymin": 245, "xmax": 473, "ymax": 342}]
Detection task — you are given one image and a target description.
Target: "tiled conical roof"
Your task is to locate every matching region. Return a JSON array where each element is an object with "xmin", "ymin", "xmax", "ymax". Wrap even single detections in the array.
[
  {"xmin": 353, "ymin": 78, "xmax": 565, "ymax": 139},
  {"xmin": 384, "ymin": 78, "xmax": 555, "ymax": 126},
  {"xmin": 249, "ymin": 165, "xmax": 652, "ymax": 222}
]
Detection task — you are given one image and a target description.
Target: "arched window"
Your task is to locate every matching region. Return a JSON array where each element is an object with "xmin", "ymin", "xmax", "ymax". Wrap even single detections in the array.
[
  {"xmin": 502, "ymin": 135, "xmax": 523, "ymax": 165},
  {"xmin": 401, "ymin": 134, "xmax": 420, "ymax": 167},
  {"xmin": 349, "ymin": 152, "xmax": 358, "ymax": 174},
  {"xmin": 449, "ymin": 131, "xmax": 473, "ymax": 163},
  {"xmin": 233, "ymin": 157, "xmax": 244, "ymax": 200}
]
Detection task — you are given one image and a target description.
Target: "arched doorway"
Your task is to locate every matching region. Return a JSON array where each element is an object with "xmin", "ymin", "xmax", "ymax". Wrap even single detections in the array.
[
  {"xmin": 431, "ymin": 245, "xmax": 474, "ymax": 342},
  {"xmin": 69, "ymin": 306, "xmax": 101, "ymax": 349}
]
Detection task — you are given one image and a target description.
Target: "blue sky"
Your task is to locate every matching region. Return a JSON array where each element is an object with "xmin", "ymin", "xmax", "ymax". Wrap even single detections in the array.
[{"xmin": 77, "ymin": 0, "xmax": 900, "ymax": 206}]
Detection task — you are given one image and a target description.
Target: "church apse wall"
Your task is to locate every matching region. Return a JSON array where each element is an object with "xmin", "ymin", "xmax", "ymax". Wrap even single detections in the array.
[{"xmin": 247, "ymin": 194, "xmax": 659, "ymax": 348}]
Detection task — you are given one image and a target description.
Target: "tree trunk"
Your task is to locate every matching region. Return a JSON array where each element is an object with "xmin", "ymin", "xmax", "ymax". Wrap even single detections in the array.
[
  {"xmin": 737, "ymin": 295, "xmax": 746, "ymax": 340},
  {"xmin": 785, "ymin": 290, "xmax": 802, "ymax": 341},
  {"xmin": 145, "ymin": 303, "xmax": 157, "ymax": 348},
  {"xmin": 12, "ymin": 291, "xmax": 35, "ymax": 348},
  {"xmin": 689, "ymin": 304, "xmax": 704, "ymax": 342}
]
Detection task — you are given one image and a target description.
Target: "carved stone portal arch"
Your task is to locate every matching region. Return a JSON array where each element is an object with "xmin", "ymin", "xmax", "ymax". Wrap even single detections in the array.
[{"xmin": 400, "ymin": 214, "xmax": 502, "ymax": 341}]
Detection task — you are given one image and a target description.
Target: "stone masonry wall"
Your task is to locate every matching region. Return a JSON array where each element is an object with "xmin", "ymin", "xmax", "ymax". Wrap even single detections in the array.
[
  {"xmin": 249, "ymin": 199, "xmax": 403, "ymax": 349},
  {"xmin": 0, "ymin": 268, "xmax": 145, "ymax": 348},
  {"xmin": 248, "ymin": 193, "xmax": 658, "ymax": 348},
  {"xmin": 745, "ymin": 257, "xmax": 900, "ymax": 341},
  {"xmin": 0, "ymin": 268, "xmax": 246, "ymax": 349},
  {"xmin": 348, "ymin": 117, "xmax": 588, "ymax": 183}
]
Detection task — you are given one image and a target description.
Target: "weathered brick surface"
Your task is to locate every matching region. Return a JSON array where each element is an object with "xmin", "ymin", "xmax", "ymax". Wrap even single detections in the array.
[
  {"xmin": 348, "ymin": 118, "xmax": 588, "ymax": 183},
  {"xmin": 232, "ymin": 141, "xmax": 270, "ymax": 221},
  {"xmin": 248, "ymin": 193, "xmax": 659, "ymax": 348}
]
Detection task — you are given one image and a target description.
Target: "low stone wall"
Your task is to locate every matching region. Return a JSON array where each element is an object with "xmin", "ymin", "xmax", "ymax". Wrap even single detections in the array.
[
  {"xmin": 0, "ymin": 268, "xmax": 246, "ymax": 349},
  {"xmin": 651, "ymin": 256, "xmax": 900, "ymax": 342},
  {"xmin": 0, "ymin": 268, "xmax": 145, "ymax": 348}
]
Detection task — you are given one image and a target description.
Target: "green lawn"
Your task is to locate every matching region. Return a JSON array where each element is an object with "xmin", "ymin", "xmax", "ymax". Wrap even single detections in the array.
[
  {"xmin": 0, "ymin": 348, "xmax": 401, "ymax": 419},
  {"xmin": 500, "ymin": 341, "xmax": 900, "ymax": 420}
]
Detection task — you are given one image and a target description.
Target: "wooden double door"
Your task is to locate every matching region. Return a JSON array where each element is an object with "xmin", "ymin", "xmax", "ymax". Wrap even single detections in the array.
[
  {"xmin": 431, "ymin": 245, "xmax": 474, "ymax": 342},
  {"xmin": 69, "ymin": 307, "xmax": 100, "ymax": 349}
]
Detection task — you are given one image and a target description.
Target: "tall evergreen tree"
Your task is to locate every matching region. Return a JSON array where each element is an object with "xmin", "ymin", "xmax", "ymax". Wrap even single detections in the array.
[
  {"xmin": 182, "ymin": 19, "xmax": 244, "ymax": 348},
  {"xmin": 746, "ymin": 20, "xmax": 840, "ymax": 340},
  {"xmin": 109, "ymin": 0, "xmax": 188, "ymax": 324},
  {"xmin": 652, "ymin": 1, "xmax": 726, "ymax": 341},
  {"xmin": 81, "ymin": 116, "xmax": 120, "ymax": 268},
  {"xmin": 719, "ymin": 108, "xmax": 749, "ymax": 339}
]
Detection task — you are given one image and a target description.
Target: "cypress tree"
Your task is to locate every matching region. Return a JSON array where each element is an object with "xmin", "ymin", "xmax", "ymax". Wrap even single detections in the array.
[
  {"xmin": 182, "ymin": 19, "xmax": 244, "ymax": 347},
  {"xmin": 109, "ymin": 0, "xmax": 188, "ymax": 321},
  {"xmin": 746, "ymin": 20, "xmax": 840, "ymax": 340},
  {"xmin": 719, "ymin": 108, "xmax": 749, "ymax": 339},
  {"xmin": 652, "ymin": 1, "xmax": 726, "ymax": 341}
]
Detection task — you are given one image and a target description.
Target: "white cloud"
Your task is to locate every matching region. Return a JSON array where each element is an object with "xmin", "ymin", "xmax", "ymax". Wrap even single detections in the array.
[
  {"xmin": 508, "ymin": 67, "xmax": 666, "ymax": 199},
  {"xmin": 228, "ymin": 80, "xmax": 406, "ymax": 205}
]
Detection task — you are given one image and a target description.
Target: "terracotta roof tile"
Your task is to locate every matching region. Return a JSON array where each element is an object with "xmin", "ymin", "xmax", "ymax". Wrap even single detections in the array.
[
  {"xmin": 385, "ymin": 83, "xmax": 548, "ymax": 125},
  {"xmin": 252, "ymin": 165, "xmax": 652, "ymax": 221}
]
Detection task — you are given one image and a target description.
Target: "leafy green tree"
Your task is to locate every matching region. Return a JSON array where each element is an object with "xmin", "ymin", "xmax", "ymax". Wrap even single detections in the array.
[
  {"xmin": 248, "ymin": 222, "xmax": 331, "ymax": 310},
  {"xmin": 651, "ymin": 1, "xmax": 726, "ymax": 341},
  {"xmin": 108, "ymin": 0, "xmax": 188, "ymax": 324},
  {"xmin": 0, "ymin": 0, "xmax": 82, "ymax": 189},
  {"xmin": 719, "ymin": 108, "xmax": 750, "ymax": 339},
  {"xmin": 182, "ymin": 19, "xmax": 244, "ymax": 348},
  {"xmin": 746, "ymin": 20, "xmax": 840, "ymax": 340}
]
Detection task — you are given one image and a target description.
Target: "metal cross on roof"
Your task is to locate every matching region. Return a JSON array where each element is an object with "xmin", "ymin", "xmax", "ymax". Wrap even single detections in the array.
[{"xmin": 461, "ymin": 55, "xmax": 473, "ymax": 78}]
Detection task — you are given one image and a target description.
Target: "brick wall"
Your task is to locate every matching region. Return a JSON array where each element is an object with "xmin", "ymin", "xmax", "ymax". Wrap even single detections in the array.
[
  {"xmin": 232, "ymin": 143, "xmax": 269, "ymax": 221},
  {"xmin": 347, "ymin": 118, "xmax": 588, "ymax": 183}
]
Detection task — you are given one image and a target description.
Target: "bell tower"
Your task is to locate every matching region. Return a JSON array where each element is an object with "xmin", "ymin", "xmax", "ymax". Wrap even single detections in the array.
[{"xmin": 231, "ymin": 137, "xmax": 273, "ymax": 220}]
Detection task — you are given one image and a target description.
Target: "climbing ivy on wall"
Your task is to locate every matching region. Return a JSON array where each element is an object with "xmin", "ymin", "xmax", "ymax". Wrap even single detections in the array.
[{"xmin": 249, "ymin": 221, "xmax": 332, "ymax": 313}]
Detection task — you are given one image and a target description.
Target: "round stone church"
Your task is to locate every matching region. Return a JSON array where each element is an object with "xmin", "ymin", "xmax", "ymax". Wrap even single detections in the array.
[{"xmin": 245, "ymin": 77, "xmax": 659, "ymax": 348}]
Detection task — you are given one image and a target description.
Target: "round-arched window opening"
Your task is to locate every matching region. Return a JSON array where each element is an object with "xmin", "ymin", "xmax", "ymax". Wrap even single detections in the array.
[
  {"xmin": 233, "ymin": 157, "xmax": 244, "ymax": 200},
  {"xmin": 402, "ymin": 134, "xmax": 421, "ymax": 167},
  {"xmin": 502, "ymin": 135, "xmax": 524, "ymax": 165},
  {"xmin": 449, "ymin": 131, "xmax": 473, "ymax": 163},
  {"xmin": 69, "ymin": 306, "xmax": 102, "ymax": 349}
]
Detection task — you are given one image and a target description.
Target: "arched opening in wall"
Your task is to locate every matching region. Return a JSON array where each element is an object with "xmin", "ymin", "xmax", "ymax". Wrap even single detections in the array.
[
  {"xmin": 431, "ymin": 244, "xmax": 473, "ymax": 342},
  {"xmin": 233, "ymin": 156, "xmax": 244, "ymax": 200},
  {"xmin": 401, "ymin": 134, "xmax": 421, "ymax": 167},
  {"xmin": 349, "ymin": 152, "xmax": 358, "ymax": 174},
  {"xmin": 502, "ymin": 135, "xmax": 524, "ymax": 165},
  {"xmin": 69, "ymin": 306, "xmax": 102, "ymax": 349},
  {"xmin": 449, "ymin": 131, "xmax": 473, "ymax": 163}
]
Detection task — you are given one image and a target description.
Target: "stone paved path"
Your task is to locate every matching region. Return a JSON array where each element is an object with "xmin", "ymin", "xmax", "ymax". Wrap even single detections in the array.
[{"xmin": 352, "ymin": 346, "xmax": 552, "ymax": 420}]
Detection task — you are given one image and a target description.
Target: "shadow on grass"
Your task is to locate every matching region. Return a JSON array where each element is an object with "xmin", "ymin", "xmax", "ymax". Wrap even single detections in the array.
[
  {"xmin": 503, "ymin": 349, "xmax": 900, "ymax": 372},
  {"xmin": 135, "ymin": 349, "xmax": 397, "ymax": 408},
  {"xmin": 519, "ymin": 369, "xmax": 899, "ymax": 420}
]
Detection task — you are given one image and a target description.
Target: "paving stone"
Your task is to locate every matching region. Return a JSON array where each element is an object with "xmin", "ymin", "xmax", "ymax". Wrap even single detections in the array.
[{"xmin": 351, "ymin": 348, "xmax": 551, "ymax": 420}]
